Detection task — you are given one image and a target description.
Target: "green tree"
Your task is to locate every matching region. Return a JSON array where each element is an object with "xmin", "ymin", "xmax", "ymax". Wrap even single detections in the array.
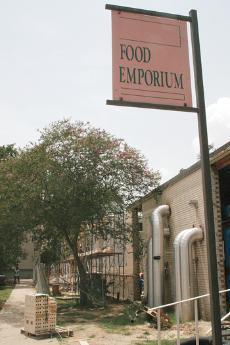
[
  {"xmin": 0, "ymin": 144, "xmax": 17, "ymax": 160},
  {"xmin": 0, "ymin": 144, "xmax": 25, "ymax": 272},
  {"xmin": 2, "ymin": 120, "xmax": 160, "ymax": 303}
]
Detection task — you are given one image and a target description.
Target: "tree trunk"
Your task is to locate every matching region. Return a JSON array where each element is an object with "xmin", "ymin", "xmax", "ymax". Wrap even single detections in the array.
[
  {"xmin": 74, "ymin": 250, "xmax": 91, "ymax": 306},
  {"xmin": 62, "ymin": 228, "xmax": 91, "ymax": 306},
  {"xmin": 73, "ymin": 256, "xmax": 77, "ymax": 293}
]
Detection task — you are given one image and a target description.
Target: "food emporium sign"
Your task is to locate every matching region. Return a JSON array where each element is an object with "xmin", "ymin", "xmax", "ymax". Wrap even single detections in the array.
[
  {"xmin": 106, "ymin": 5, "xmax": 223, "ymax": 344},
  {"xmin": 110, "ymin": 8, "xmax": 192, "ymax": 108}
]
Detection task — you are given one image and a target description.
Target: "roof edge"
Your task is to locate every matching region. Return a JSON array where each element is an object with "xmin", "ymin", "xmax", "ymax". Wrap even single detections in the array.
[{"xmin": 130, "ymin": 140, "xmax": 230, "ymax": 209}]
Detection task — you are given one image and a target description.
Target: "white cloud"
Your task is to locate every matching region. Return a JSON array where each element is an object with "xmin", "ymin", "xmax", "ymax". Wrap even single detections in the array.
[{"xmin": 193, "ymin": 97, "xmax": 230, "ymax": 154}]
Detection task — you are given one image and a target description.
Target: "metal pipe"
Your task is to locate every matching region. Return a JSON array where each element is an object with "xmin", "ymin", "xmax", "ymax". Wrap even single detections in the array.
[
  {"xmin": 174, "ymin": 229, "xmax": 189, "ymax": 303},
  {"xmin": 151, "ymin": 205, "xmax": 170, "ymax": 306},
  {"xmin": 181, "ymin": 228, "xmax": 203, "ymax": 321},
  {"xmin": 195, "ymin": 299, "xmax": 199, "ymax": 345},
  {"xmin": 174, "ymin": 227, "xmax": 203, "ymax": 321},
  {"xmin": 148, "ymin": 239, "xmax": 153, "ymax": 307},
  {"xmin": 176, "ymin": 303, "xmax": 181, "ymax": 345},
  {"xmin": 157, "ymin": 308, "xmax": 161, "ymax": 345}
]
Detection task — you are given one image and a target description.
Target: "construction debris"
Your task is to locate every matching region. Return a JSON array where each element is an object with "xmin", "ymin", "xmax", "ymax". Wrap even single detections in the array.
[
  {"xmin": 145, "ymin": 308, "xmax": 172, "ymax": 329},
  {"xmin": 135, "ymin": 306, "xmax": 172, "ymax": 329},
  {"xmin": 127, "ymin": 301, "xmax": 172, "ymax": 329}
]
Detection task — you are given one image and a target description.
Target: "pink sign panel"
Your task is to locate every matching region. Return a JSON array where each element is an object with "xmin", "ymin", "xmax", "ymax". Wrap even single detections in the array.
[{"xmin": 111, "ymin": 10, "xmax": 192, "ymax": 107}]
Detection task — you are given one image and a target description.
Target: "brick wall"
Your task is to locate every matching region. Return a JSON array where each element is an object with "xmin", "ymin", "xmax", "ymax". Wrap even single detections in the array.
[
  {"xmin": 140, "ymin": 167, "xmax": 224, "ymax": 320},
  {"xmin": 212, "ymin": 166, "xmax": 226, "ymax": 313}
]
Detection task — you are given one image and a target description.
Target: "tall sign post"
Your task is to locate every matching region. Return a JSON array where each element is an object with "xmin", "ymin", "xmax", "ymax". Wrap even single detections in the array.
[
  {"xmin": 106, "ymin": 4, "xmax": 222, "ymax": 345},
  {"xmin": 189, "ymin": 10, "xmax": 222, "ymax": 345}
]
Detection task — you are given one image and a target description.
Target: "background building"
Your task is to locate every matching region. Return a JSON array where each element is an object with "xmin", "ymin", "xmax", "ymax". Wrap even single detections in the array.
[{"xmin": 131, "ymin": 141, "xmax": 230, "ymax": 320}]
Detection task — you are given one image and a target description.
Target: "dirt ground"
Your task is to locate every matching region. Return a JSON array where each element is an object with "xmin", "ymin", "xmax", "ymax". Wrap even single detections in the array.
[
  {"xmin": 66, "ymin": 319, "xmax": 211, "ymax": 345},
  {"xmin": 59, "ymin": 303, "xmax": 211, "ymax": 345},
  {"xmin": 0, "ymin": 281, "xmax": 211, "ymax": 345}
]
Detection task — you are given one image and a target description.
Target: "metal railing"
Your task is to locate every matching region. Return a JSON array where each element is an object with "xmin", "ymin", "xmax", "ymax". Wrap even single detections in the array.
[{"xmin": 148, "ymin": 288, "xmax": 230, "ymax": 345}]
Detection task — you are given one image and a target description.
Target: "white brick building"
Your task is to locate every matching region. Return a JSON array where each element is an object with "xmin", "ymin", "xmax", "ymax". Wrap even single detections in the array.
[{"xmin": 131, "ymin": 141, "xmax": 230, "ymax": 320}]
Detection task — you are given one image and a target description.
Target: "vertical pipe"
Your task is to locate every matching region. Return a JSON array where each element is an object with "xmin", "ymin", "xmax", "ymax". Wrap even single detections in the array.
[
  {"xmin": 180, "ymin": 228, "xmax": 203, "ymax": 321},
  {"xmin": 157, "ymin": 308, "xmax": 161, "ymax": 345},
  {"xmin": 190, "ymin": 10, "xmax": 222, "ymax": 345},
  {"xmin": 176, "ymin": 304, "xmax": 181, "ymax": 345},
  {"xmin": 174, "ymin": 230, "xmax": 188, "ymax": 305},
  {"xmin": 152, "ymin": 205, "xmax": 170, "ymax": 306},
  {"xmin": 148, "ymin": 239, "xmax": 153, "ymax": 306},
  {"xmin": 195, "ymin": 299, "xmax": 199, "ymax": 345}
]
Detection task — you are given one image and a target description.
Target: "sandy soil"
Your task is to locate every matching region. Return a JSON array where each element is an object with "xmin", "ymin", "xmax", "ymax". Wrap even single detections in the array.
[
  {"xmin": 64, "ymin": 306, "xmax": 211, "ymax": 345},
  {"xmin": 0, "ymin": 281, "xmax": 211, "ymax": 345}
]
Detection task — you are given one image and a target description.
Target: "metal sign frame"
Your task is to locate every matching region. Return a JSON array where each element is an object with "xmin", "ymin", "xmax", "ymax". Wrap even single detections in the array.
[
  {"xmin": 110, "ymin": 10, "xmax": 192, "ymax": 108},
  {"xmin": 106, "ymin": 4, "xmax": 222, "ymax": 345}
]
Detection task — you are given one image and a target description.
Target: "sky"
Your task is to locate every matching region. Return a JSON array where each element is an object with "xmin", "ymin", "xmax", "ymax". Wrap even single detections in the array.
[{"xmin": 0, "ymin": 0, "xmax": 229, "ymax": 182}]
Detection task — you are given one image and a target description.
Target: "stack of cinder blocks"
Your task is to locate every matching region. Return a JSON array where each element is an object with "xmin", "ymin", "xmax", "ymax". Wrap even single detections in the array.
[{"xmin": 24, "ymin": 294, "xmax": 57, "ymax": 334}]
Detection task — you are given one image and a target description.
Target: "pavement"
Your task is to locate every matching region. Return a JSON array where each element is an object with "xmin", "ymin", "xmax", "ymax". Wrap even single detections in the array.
[{"xmin": 0, "ymin": 280, "xmax": 60, "ymax": 345}]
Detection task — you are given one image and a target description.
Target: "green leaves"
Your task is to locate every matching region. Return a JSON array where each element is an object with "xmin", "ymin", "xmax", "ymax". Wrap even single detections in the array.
[{"xmin": 0, "ymin": 120, "xmax": 160, "ymax": 270}]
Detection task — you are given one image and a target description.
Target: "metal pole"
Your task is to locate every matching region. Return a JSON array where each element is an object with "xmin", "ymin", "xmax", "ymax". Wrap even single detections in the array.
[
  {"xmin": 157, "ymin": 308, "xmax": 161, "ymax": 345},
  {"xmin": 189, "ymin": 9, "xmax": 222, "ymax": 345},
  {"xmin": 176, "ymin": 303, "xmax": 181, "ymax": 345},
  {"xmin": 194, "ymin": 299, "xmax": 199, "ymax": 345}
]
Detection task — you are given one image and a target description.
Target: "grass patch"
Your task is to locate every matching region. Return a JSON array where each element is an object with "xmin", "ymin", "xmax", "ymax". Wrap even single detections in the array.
[
  {"xmin": 57, "ymin": 299, "xmax": 80, "ymax": 311},
  {"xmin": 0, "ymin": 285, "xmax": 13, "ymax": 310},
  {"xmin": 99, "ymin": 313, "xmax": 131, "ymax": 332},
  {"xmin": 57, "ymin": 299, "xmax": 95, "ymax": 325},
  {"xmin": 99, "ymin": 304, "xmax": 146, "ymax": 332},
  {"xmin": 56, "ymin": 299, "xmax": 146, "ymax": 333},
  {"xmin": 57, "ymin": 299, "xmax": 115, "ymax": 326}
]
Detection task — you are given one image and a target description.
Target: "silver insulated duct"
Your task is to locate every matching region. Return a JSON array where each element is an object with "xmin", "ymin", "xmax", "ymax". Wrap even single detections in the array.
[
  {"xmin": 149, "ymin": 205, "xmax": 170, "ymax": 307},
  {"xmin": 147, "ymin": 239, "xmax": 153, "ymax": 307},
  {"xmin": 174, "ymin": 227, "xmax": 203, "ymax": 321},
  {"xmin": 174, "ymin": 229, "xmax": 189, "ymax": 303}
]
